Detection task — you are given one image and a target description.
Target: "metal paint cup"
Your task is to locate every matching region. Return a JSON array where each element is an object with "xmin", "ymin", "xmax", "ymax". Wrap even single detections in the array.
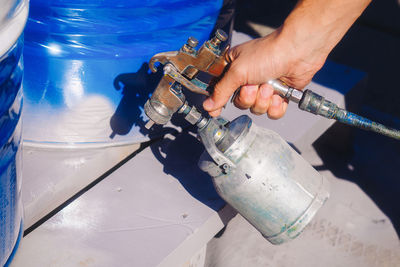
[{"xmin": 199, "ymin": 115, "xmax": 329, "ymax": 244}]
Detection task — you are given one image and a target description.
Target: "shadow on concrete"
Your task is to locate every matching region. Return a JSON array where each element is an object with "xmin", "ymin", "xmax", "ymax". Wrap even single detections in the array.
[
  {"xmin": 312, "ymin": 119, "xmax": 400, "ymax": 238},
  {"xmin": 148, "ymin": 127, "xmax": 225, "ymax": 212},
  {"xmin": 109, "ymin": 63, "xmax": 163, "ymax": 139},
  {"xmin": 113, "ymin": 63, "xmax": 225, "ymax": 212}
]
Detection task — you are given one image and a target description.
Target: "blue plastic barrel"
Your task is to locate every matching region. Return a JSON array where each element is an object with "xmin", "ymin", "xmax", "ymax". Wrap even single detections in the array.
[
  {"xmin": 23, "ymin": 0, "xmax": 224, "ymax": 148},
  {"xmin": 0, "ymin": 0, "xmax": 28, "ymax": 265}
]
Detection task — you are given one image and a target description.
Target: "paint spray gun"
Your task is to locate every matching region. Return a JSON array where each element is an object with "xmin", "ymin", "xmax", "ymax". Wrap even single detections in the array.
[
  {"xmin": 144, "ymin": 29, "xmax": 400, "ymax": 140},
  {"xmin": 143, "ymin": 30, "xmax": 398, "ymax": 244}
]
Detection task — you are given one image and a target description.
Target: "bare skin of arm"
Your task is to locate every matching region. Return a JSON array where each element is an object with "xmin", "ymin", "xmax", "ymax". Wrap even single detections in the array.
[{"xmin": 203, "ymin": 0, "xmax": 371, "ymax": 119}]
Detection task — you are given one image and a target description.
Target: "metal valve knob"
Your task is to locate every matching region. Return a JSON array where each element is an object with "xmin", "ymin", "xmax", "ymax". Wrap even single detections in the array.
[
  {"xmin": 186, "ymin": 36, "xmax": 199, "ymax": 48},
  {"xmin": 215, "ymin": 29, "xmax": 228, "ymax": 42},
  {"xmin": 210, "ymin": 29, "xmax": 228, "ymax": 47}
]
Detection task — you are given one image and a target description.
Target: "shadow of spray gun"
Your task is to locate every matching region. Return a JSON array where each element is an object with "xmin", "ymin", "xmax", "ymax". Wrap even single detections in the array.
[{"xmin": 109, "ymin": 63, "xmax": 163, "ymax": 139}]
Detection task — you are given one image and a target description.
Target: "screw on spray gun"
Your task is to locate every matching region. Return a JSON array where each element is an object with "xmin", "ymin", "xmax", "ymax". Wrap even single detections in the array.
[{"xmin": 267, "ymin": 79, "xmax": 400, "ymax": 140}]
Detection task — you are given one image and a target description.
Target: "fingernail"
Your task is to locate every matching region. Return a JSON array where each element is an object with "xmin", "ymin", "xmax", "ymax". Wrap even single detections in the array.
[
  {"xmin": 209, "ymin": 109, "xmax": 221, "ymax": 117},
  {"xmin": 246, "ymin": 85, "xmax": 258, "ymax": 95},
  {"xmin": 260, "ymin": 86, "xmax": 272, "ymax": 99},
  {"xmin": 272, "ymin": 96, "xmax": 281, "ymax": 107},
  {"xmin": 203, "ymin": 98, "xmax": 214, "ymax": 111}
]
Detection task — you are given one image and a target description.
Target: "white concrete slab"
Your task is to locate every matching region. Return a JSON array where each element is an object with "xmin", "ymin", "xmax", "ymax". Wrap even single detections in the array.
[
  {"xmin": 22, "ymin": 143, "xmax": 141, "ymax": 230},
  {"xmin": 12, "ymin": 132, "xmax": 235, "ymax": 267},
  {"xmin": 205, "ymin": 145, "xmax": 400, "ymax": 267}
]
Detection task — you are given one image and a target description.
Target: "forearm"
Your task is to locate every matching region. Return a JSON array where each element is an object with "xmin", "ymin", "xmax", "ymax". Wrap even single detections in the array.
[{"xmin": 281, "ymin": 0, "xmax": 371, "ymax": 60}]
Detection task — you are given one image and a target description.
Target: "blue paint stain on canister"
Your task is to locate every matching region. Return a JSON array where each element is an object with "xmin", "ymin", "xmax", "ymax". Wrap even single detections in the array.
[
  {"xmin": 23, "ymin": 0, "xmax": 224, "ymax": 147},
  {"xmin": 0, "ymin": 0, "xmax": 28, "ymax": 265}
]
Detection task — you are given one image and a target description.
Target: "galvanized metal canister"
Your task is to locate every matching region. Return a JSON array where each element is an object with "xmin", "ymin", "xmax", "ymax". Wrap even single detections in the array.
[
  {"xmin": 198, "ymin": 115, "xmax": 329, "ymax": 244},
  {"xmin": 0, "ymin": 0, "xmax": 28, "ymax": 265}
]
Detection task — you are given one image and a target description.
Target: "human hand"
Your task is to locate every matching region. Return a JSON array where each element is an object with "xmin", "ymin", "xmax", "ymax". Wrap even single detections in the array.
[
  {"xmin": 203, "ymin": 28, "xmax": 327, "ymax": 119},
  {"xmin": 203, "ymin": 0, "xmax": 371, "ymax": 119}
]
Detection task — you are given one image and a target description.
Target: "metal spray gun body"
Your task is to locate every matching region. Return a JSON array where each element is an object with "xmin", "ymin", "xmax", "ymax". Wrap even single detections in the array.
[
  {"xmin": 143, "ymin": 30, "xmax": 331, "ymax": 244},
  {"xmin": 144, "ymin": 29, "xmax": 229, "ymax": 129}
]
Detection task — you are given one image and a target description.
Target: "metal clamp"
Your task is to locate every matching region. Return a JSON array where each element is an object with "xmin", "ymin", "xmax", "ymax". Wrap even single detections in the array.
[{"xmin": 198, "ymin": 119, "xmax": 236, "ymax": 174}]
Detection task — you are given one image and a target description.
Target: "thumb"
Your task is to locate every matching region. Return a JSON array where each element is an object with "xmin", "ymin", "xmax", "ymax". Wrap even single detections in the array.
[{"xmin": 203, "ymin": 64, "xmax": 244, "ymax": 113}]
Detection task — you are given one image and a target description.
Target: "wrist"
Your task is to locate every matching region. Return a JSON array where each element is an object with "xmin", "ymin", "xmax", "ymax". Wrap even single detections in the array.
[
  {"xmin": 280, "ymin": 0, "xmax": 370, "ymax": 56},
  {"xmin": 272, "ymin": 22, "xmax": 328, "ymax": 74}
]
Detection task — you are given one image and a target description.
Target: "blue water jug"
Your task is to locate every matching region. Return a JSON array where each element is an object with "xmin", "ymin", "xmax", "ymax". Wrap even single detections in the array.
[
  {"xmin": 23, "ymin": 0, "xmax": 225, "ymax": 148},
  {"xmin": 0, "ymin": 0, "xmax": 28, "ymax": 265}
]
